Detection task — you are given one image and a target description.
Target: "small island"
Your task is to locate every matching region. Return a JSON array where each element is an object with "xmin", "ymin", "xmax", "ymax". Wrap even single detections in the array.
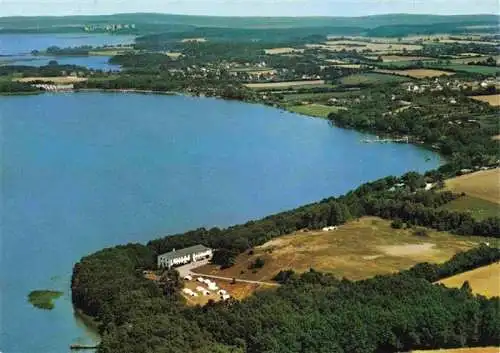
[{"xmin": 28, "ymin": 290, "xmax": 64, "ymax": 310}]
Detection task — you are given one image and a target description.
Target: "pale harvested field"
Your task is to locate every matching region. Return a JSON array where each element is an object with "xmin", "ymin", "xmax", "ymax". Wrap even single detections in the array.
[
  {"xmin": 196, "ymin": 217, "xmax": 491, "ymax": 281},
  {"xmin": 265, "ymin": 47, "xmax": 304, "ymax": 55},
  {"xmin": 437, "ymin": 262, "xmax": 500, "ymax": 298},
  {"xmin": 330, "ymin": 63, "xmax": 363, "ymax": 68},
  {"xmin": 445, "ymin": 168, "xmax": 500, "ymax": 204},
  {"xmin": 326, "ymin": 59, "xmax": 347, "ymax": 64},
  {"xmin": 14, "ymin": 76, "xmax": 88, "ymax": 84},
  {"xmin": 181, "ymin": 37, "xmax": 207, "ymax": 43},
  {"xmin": 164, "ymin": 52, "xmax": 182, "ymax": 59},
  {"xmin": 470, "ymin": 94, "xmax": 500, "ymax": 106},
  {"xmin": 493, "ymin": 135, "xmax": 500, "ymax": 141},
  {"xmin": 375, "ymin": 68, "xmax": 454, "ymax": 78},
  {"xmin": 412, "ymin": 347, "xmax": 500, "ymax": 353},
  {"xmin": 380, "ymin": 55, "xmax": 433, "ymax": 62},
  {"xmin": 318, "ymin": 41, "xmax": 422, "ymax": 53},
  {"xmin": 245, "ymin": 80, "xmax": 325, "ymax": 89}
]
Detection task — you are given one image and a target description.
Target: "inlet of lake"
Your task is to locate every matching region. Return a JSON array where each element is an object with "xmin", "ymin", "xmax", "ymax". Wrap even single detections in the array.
[
  {"xmin": 0, "ymin": 91, "xmax": 442, "ymax": 352},
  {"xmin": 0, "ymin": 33, "xmax": 135, "ymax": 70}
]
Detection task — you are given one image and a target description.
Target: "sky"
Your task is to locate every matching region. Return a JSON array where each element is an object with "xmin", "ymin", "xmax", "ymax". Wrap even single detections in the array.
[{"xmin": 0, "ymin": 0, "xmax": 498, "ymax": 17}]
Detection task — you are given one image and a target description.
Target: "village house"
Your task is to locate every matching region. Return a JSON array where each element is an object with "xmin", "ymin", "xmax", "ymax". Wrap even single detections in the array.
[{"xmin": 157, "ymin": 244, "xmax": 213, "ymax": 268}]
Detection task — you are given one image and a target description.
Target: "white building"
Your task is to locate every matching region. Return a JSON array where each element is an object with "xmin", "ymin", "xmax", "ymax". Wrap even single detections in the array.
[{"xmin": 157, "ymin": 244, "xmax": 213, "ymax": 268}]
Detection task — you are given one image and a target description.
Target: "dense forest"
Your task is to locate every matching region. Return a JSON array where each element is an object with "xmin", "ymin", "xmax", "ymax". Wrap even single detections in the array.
[{"xmin": 73, "ymin": 240, "xmax": 500, "ymax": 353}]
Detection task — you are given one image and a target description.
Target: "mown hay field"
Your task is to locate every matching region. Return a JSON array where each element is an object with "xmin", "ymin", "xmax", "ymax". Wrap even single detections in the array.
[
  {"xmin": 441, "ymin": 195, "xmax": 499, "ymax": 221},
  {"xmin": 264, "ymin": 47, "xmax": 304, "ymax": 55},
  {"xmin": 445, "ymin": 169, "xmax": 500, "ymax": 205},
  {"xmin": 195, "ymin": 217, "xmax": 492, "ymax": 282},
  {"xmin": 437, "ymin": 262, "xmax": 500, "ymax": 298},
  {"xmin": 470, "ymin": 94, "xmax": 500, "ymax": 106},
  {"xmin": 375, "ymin": 68, "xmax": 454, "ymax": 78}
]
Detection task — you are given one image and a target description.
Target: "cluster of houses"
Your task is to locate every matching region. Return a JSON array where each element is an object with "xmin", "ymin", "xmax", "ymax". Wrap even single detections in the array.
[{"xmin": 403, "ymin": 77, "xmax": 497, "ymax": 95}]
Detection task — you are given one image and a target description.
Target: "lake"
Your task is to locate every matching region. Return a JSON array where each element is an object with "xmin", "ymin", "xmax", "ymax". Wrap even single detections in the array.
[
  {"xmin": 0, "ymin": 92, "xmax": 441, "ymax": 353},
  {"xmin": 0, "ymin": 33, "xmax": 135, "ymax": 70}
]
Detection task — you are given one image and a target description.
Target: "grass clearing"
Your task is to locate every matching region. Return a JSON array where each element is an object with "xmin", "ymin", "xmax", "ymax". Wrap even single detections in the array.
[
  {"xmin": 380, "ymin": 55, "xmax": 433, "ymax": 62},
  {"xmin": 429, "ymin": 64, "xmax": 499, "ymax": 75},
  {"xmin": 28, "ymin": 290, "xmax": 64, "ymax": 310},
  {"xmin": 441, "ymin": 195, "xmax": 499, "ymax": 221},
  {"xmin": 245, "ymin": 80, "xmax": 325, "ymax": 89},
  {"xmin": 445, "ymin": 169, "xmax": 500, "ymax": 204},
  {"xmin": 375, "ymin": 68, "xmax": 454, "ymax": 78},
  {"xmin": 470, "ymin": 94, "xmax": 500, "ymax": 106},
  {"xmin": 195, "ymin": 217, "xmax": 492, "ymax": 281},
  {"xmin": 437, "ymin": 262, "xmax": 500, "ymax": 298},
  {"xmin": 264, "ymin": 47, "xmax": 304, "ymax": 55},
  {"xmin": 287, "ymin": 104, "xmax": 345, "ymax": 118}
]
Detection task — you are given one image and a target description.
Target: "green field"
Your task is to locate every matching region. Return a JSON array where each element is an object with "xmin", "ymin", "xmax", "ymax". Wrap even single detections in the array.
[
  {"xmin": 28, "ymin": 290, "xmax": 64, "ymax": 310},
  {"xmin": 441, "ymin": 195, "xmax": 499, "ymax": 221},
  {"xmin": 339, "ymin": 72, "xmax": 410, "ymax": 86},
  {"xmin": 287, "ymin": 104, "xmax": 345, "ymax": 118},
  {"xmin": 427, "ymin": 64, "xmax": 499, "ymax": 75}
]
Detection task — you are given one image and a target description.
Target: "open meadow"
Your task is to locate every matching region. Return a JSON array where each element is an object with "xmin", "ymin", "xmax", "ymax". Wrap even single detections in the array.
[
  {"xmin": 338, "ymin": 72, "xmax": 410, "ymax": 85},
  {"xmin": 445, "ymin": 169, "xmax": 500, "ymax": 205},
  {"xmin": 286, "ymin": 103, "xmax": 345, "ymax": 118},
  {"xmin": 375, "ymin": 68, "xmax": 454, "ymax": 78},
  {"xmin": 470, "ymin": 94, "xmax": 500, "ymax": 106},
  {"xmin": 437, "ymin": 262, "xmax": 500, "ymax": 298},
  {"xmin": 264, "ymin": 47, "xmax": 304, "ymax": 55},
  {"xmin": 195, "ymin": 217, "xmax": 493, "ymax": 281}
]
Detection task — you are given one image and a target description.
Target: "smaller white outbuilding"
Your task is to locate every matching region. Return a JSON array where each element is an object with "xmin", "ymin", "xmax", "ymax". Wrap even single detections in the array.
[
  {"xmin": 322, "ymin": 226, "xmax": 338, "ymax": 232},
  {"xmin": 197, "ymin": 277, "xmax": 205, "ymax": 282},
  {"xmin": 221, "ymin": 294, "xmax": 231, "ymax": 300},
  {"xmin": 218, "ymin": 289, "xmax": 227, "ymax": 295},
  {"xmin": 184, "ymin": 275, "xmax": 193, "ymax": 281},
  {"xmin": 196, "ymin": 286, "xmax": 205, "ymax": 292}
]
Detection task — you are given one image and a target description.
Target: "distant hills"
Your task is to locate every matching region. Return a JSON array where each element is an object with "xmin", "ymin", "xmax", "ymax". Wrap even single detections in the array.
[{"xmin": 0, "ymin": 13, "xmax": 498, "ymax": 36}]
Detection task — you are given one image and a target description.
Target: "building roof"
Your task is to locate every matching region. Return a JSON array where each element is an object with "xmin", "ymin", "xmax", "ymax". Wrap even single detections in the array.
[{"xmin": 158, "ymin": 244, "xmax": 211, "ymax": 261}]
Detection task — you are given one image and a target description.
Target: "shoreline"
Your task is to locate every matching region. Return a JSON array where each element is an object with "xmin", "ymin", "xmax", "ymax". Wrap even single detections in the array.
[{"xmin": 4, "ymin": 87, "xmax": 445, "ymax": 162}]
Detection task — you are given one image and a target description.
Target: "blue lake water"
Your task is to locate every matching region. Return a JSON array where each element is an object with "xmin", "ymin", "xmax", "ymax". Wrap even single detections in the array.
[
  {"xmin": 0, "ymin": 92, "xmax": 442, "ymax": 353},
  {"xmin": 0, "ymin": 33, "xmax": 135, "ymax": 70}
]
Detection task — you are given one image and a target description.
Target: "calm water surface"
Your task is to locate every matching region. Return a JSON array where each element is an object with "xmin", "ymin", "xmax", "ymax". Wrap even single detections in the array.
[
  {"xmin": 0, "ymin": 33, "xmax": 135, "ymax": 70},
  {"xmin": 0, "ymin": 92, "xmax": 441, "ymax": 353}
]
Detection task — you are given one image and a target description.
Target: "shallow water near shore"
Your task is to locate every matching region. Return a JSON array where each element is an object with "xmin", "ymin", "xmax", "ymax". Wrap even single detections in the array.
[{"xmin": 0, "ymin": 92, "xmax": 441, "ymax": 352}]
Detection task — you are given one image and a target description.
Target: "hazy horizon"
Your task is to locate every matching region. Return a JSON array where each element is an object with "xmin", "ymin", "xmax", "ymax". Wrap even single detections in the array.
[{"xmin": 1, "ymin": 0, "xmax": 498, "ymax": 18}]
